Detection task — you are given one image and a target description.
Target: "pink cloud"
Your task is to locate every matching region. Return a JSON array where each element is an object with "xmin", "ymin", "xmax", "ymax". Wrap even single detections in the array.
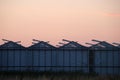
[{"xmin": 105, "ymin": 13, "xmax": 120, "ymax": 17}]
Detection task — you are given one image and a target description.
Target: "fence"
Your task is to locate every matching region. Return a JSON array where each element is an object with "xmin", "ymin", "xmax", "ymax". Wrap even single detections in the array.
[
  {"xmin": 0, "ymin": 48, "xmax": 120, "ymax": 75},
  {"xmin": 91, "ymin": 48, "xmax": 120, "ymax": 75}
]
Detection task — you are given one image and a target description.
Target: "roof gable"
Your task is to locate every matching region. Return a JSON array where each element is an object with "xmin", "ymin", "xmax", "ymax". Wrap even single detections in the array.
[
  {"xmin": 28, "ymin": 41, "xmax": 55, "ymax": 49},
  {"xmin": 0, "ymin": 41, "xmax": 24, "ymax": 49},
  {"xmin": 90, "ymin": 41, "xmax": 117, "ymax": 49},
  {"xmin": 59, "ymin": 41, "xmax": 87, "ymax": 49}
]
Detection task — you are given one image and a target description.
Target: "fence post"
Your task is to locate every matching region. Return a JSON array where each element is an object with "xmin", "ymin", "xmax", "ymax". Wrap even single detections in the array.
[{"xmin": 89, "ymin": 50, "xmax": 95, "ymax": 73}]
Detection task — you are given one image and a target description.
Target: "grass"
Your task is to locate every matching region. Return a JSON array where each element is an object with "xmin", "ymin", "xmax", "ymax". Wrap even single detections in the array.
[{"xmin": 0, "ymin": 71, "xmax": 120, "ymax": 80}]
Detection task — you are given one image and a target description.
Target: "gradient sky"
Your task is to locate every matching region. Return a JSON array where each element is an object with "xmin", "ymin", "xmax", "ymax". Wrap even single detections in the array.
[{"xmin": 0, "ymin": 0, "xmax": 120, "ymax": 46}]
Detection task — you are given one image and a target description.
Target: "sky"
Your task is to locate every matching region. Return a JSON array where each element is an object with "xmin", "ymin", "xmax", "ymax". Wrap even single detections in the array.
[{"xmin": 0, "ymin": 0, "xmax": 120, "ymax": 47}]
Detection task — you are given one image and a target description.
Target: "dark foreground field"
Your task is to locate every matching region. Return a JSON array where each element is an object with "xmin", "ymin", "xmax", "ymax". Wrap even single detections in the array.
[{"xmin": 0, "ymin": 72, "xmax": 120, "ymax": 80}]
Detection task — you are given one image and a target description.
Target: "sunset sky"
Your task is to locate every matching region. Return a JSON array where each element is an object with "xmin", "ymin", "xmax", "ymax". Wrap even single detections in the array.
[{"xmin": 0, "ymin": 0, "xmax": 120, "ymax": 46}]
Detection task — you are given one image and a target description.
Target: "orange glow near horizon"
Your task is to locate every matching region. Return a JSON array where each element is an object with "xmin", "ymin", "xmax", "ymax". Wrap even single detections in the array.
[{"xmin": 0, "ymin": 0, "xmax": 120, "ymax": 47}]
